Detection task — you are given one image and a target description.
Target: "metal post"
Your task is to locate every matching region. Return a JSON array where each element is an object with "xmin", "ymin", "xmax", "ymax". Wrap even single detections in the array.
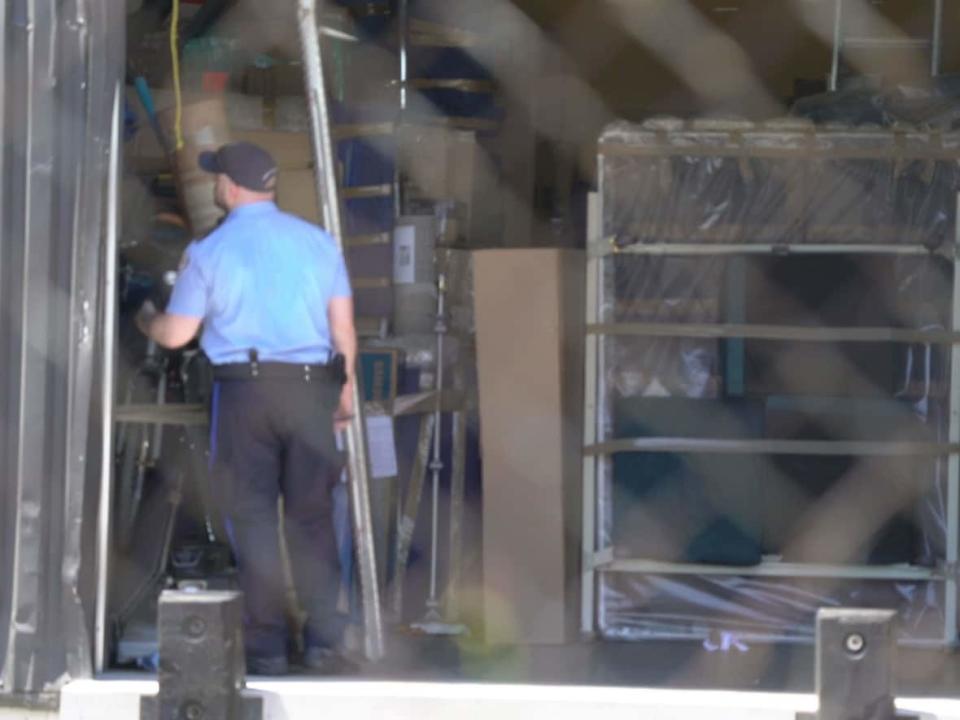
[
  {"xmin": 830, "ymin": 0, "xmax": 843, "ymax": 92},
  {"xmin": 932, "ymin": 0, "xmax": 943, "ymax": 77},
  {"xmin": 446, "ymin": 409, "xmax": 466, "ymax": 620},
  {"xmin": 945, "ymin": 192, "xmax": 960, "ymax": 647},
  {"xmin": 94, "ymin": 82, "xmax": 122, "ymax": 675},
  {"xmin": 410, "ymin": 275, "xmax": 466, "ymax": 635},
  {"xmin": 394, "ymin": 0, "xmax": 409, "ymax": 220},
  {"xmin": 601, "ymin": 243, "xmax": 937, "ymax": 257},
  {"xmin": 427, "ymin": 274, "xmax": 445, "ymax": 612},
  {"xmin": 398, "ymin": 0, "xmax": 409, "ymax": 111},
  {"xmin": 297, "ymin": 0, "xmax": 384, "ymax": 661},
  {"xmin": 580, "ymin": 192, "xmax": 601, "ymax": 635}
]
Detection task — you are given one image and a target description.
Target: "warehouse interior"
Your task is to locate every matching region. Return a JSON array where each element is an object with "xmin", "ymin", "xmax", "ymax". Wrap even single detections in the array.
[{"xmin": 107, "ymin": 0, "xmax": 960, "ymax": 692}]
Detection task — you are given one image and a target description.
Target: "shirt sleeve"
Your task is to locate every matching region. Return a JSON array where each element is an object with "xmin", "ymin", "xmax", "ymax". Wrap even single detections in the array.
[
  {"xmin": 166, "ymin": 243, "xmax": 208, "ymax": 318},
  {"xmin": 331, "ymin": 250, "xmax": 353, "ymax": 299}
]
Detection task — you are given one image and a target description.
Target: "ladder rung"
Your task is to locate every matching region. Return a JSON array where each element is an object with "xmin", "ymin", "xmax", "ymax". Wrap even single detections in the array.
[{"xmin": 843, "ymin": 37, "xmax": 932, "ymax": 50}]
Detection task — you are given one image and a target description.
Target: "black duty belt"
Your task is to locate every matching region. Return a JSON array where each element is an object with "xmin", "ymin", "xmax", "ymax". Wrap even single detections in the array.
[
  {"xmin": 213, "ymin": 361, "xmax": 335, "ymax": 383},
  {"xmin": 213, "ymin": 350, "xmax": 348, "ymax": 384}
]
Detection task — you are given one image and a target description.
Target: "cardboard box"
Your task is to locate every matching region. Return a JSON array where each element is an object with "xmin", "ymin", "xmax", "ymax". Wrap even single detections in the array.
[
  {"xmin": 242, "ymin": 64, "xmax": 306, "ymax": 98},
  {"xmin": 398, "ymin": 123, "xmax": 505, "ymax": 246},
  {"xmin": 473, "ymin": 249, "xmax": 585, "ymax": 644},
  {"xmin": 233, "ymin": 129, "xmax": 312, "ymax": 170},
  {"xmin": 275, "ymin": 168, "xmax": 321, "ymax": 224},
  {"xmin": 398, "ymin": 124, "xmax": 476, "ymax": 207},
  {"xmin": 125, "ymin": 87, "xmax": 311, "ymax": 171}
]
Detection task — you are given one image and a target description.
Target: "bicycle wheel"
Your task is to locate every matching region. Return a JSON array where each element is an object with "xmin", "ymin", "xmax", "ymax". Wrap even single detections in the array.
[
  {"xmin": 115, "ymin": 424, "xmax": 150, "ymax": 552},
  {"xmin": 114, "ymin": 370, "xmax": 158, "ymax": 552}
]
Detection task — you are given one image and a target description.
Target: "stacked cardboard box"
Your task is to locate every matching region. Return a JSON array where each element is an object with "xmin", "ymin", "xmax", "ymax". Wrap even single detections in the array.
[
  {"xmin": 398, "ymin": 124, "xmax": 487, "ymax": 246},
  {"xmin": 233, "ymin": 129, "xmax": 319, "ymax": 225}
]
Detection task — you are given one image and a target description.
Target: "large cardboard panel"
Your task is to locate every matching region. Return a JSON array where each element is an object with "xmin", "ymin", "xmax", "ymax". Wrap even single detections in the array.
[
  {"xmin": 276, "ymin": 169, "xmax": 320, "ymax": 224},
  {"xmin": 234, "ymin": 129, "xmax": 313, "ymax": 170},
  {"xmin": 474, "ymin": 249, "xmax": 584, "ymax": 644}
]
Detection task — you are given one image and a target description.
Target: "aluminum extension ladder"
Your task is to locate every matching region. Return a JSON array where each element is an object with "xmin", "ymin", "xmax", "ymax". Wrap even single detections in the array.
[
  {"xmin": 830, "ymin": 0, "xmax": 944, "ymax": 91},
  {"xmin": 296, "ymin": 0, "xmax": 385, "ymax": 661}
]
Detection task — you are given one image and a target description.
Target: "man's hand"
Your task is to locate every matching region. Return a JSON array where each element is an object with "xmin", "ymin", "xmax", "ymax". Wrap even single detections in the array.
[
  {"xmin": 135, "ymin": 300, "xmax": 202, "ymax": 349},
  {"xmin": 135, "ymin": 300, "xmax": 158, "ymax": 336},
  {"xmin": 334, "ymin": 379, "xmax": 354, "ymax": 434},
  {"xmin": 328, "ymin": 294, "xmax": 357, "ymax": 435}
]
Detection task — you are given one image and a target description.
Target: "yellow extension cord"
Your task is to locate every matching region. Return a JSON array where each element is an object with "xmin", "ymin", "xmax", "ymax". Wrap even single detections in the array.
[{"xmin": 170, "ymin": 0, "xmax": 184, "ymax": 151}]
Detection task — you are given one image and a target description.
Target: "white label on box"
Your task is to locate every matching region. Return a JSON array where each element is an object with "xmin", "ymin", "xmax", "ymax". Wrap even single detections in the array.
[
  {"xmin": 393, "ymin": 225, "xmax": 416, "ymax": 285},
  {"xmin": 366, "ymin": 414, "xmax": 399, "ymax": 480}
]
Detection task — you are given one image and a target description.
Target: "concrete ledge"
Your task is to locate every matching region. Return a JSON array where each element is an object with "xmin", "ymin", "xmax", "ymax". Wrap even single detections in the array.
[
  {"xmin": 0, "ymin": 710, "xmax": 56, "ymax": 720},
  {"xmin": 58, "ymin": 677, "xmax": 960, "ymax": 720}
]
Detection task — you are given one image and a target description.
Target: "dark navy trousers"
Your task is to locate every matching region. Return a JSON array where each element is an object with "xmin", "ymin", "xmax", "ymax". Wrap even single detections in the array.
[{"xmin": 210, "ymin": 376, "xmax": 345, "ymax": 660}]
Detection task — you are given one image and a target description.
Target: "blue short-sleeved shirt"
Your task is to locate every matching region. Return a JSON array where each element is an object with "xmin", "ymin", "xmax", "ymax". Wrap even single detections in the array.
[{"xmin": 166, "ymin": 201, "xmax": 352, "ymax": 365}]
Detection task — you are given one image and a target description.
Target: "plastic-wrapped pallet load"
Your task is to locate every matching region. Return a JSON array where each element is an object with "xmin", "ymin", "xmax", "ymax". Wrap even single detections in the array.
[
  {"xmin": 590, "ymin": 118, "xmax": 960, "ymax": 645},
  {"xmin": 601, "ymin": 118, "xmax": 960, "ymax": 249}
]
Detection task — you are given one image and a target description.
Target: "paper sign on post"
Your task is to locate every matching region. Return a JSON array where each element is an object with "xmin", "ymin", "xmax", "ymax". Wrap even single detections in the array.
[
  {"xmin": 393, "ymin": 225, "xmax": 416, "ymax": 285},
  {"xmin": 365, "ymin": 414, "xmax": 398, "ymax": 480}
]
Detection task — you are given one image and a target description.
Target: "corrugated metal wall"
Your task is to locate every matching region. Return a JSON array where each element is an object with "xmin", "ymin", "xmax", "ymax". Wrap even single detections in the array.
[{"xmin": 0, "ymin": 0, "xmax": 122, "ymax": 695}]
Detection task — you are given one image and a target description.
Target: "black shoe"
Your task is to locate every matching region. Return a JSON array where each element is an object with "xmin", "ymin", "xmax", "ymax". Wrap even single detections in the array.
[
  {"xmin": 303, "ymin": 646, "xmax": 359, "ymax": 676},
  {"xmin": 246, "ymin": 654, "xmax": 289, "ymax": 676}
]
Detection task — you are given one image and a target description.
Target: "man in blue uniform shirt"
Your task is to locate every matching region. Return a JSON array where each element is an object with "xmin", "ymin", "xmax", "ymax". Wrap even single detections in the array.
[{"xmin": 137, "ymin": 141, "xmax": 357, "ymax": 675}]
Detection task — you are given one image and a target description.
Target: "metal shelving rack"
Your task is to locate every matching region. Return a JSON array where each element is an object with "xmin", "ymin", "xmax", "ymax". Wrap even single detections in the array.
[{"xmin": 579, "ymin": 140, "xmax": 960, "ymax": 647}]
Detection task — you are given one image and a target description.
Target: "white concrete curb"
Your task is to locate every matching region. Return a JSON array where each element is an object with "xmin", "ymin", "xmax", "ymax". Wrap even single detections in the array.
[{"xmin": 57, "ymin": 677, "xmax": 960, "ymax": 720}]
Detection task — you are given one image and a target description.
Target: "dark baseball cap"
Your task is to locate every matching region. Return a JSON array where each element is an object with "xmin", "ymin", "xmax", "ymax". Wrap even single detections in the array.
[{"xmin": 198, "ymin": 142, "xmax": 278, "ymax": 192}]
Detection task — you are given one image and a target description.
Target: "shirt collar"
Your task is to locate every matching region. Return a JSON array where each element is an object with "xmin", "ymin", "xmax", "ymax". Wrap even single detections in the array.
[{"xmin": 228, "ymin": 200, "xmax": 278, "ymax": 219}]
